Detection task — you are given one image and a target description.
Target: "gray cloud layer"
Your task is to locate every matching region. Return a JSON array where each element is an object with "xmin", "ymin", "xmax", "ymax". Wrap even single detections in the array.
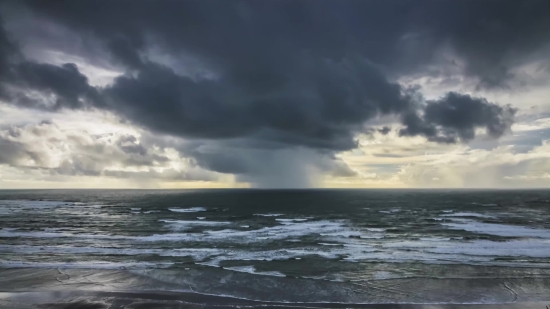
[{"xmin": 1, "ymin": 0, "xmax": 548, "ymax": 187}]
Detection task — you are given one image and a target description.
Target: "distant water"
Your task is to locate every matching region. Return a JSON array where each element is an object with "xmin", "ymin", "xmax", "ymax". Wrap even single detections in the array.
[{"xmin": 1, "ymin": 189, "xmax": 550, "ymax": 304}]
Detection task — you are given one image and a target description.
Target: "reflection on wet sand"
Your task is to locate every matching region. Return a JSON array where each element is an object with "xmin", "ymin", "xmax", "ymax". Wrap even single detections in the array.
[
  {"xmin": 0, "ymin": 290, "xmax": 547, "ymax": 309},
  {"xmin": 0, "ymin": 268, "xmax": 549, "ymax": 308}
]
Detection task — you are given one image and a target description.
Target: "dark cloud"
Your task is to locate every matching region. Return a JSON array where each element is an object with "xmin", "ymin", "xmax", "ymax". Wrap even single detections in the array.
[
  {"xmin": 16, "ymin": 0, "xmax": 549, "ymax": 87},
  {"xmin": 9, "ymin": 62, "xmax": 102, "ymax": 110},
  {"xmin": 0, "ymin": 137, "xmax": 28, "ymax": 165},
  {"xmin": 106, "ymin": 36, "xmax": 144, "ymax": 69},
  {"xmin": 0, "ymin": 15, "xmax": 19, "ymax": 60},
  {"xmin": 378, "ymin": 127, "xmax": 392, "ymax": 135},
  {"xmin": 102, "ymin": 57, "xmax": 410, "ymax": 151},
  {"xmin": 116, "ymin": 135, "xmax": 147, "ymax": 156},
  {"xmin": 399, "ymin": 92, "xmax": 517, "ymax": 143},
  {"xmin": 0, "ymin": 0, "xmax": 542, "ymax": 186},
  {"xmin": 0, "ymin": 16, "xmax": 102, "ymax": 110},
  {"xmin": 0, "ymin": 16, "xmax": 18, "ymax": 99}
]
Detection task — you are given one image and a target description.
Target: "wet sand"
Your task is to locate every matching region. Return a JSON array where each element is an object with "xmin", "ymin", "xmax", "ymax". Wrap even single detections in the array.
[
  {"xmin": 0, "ymin": 268, "xmax": 549, "ymax": 309},
  {"xmin": 1, "ymin": 290, "xmax": 548, "ymax": 309}
]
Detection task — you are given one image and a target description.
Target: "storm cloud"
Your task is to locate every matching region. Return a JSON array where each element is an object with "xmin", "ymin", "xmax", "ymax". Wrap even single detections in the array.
[
  {"xmin": 400, "ymin": 92, "xmax": 517, "ymax": 143},
  {"xmin": 0, "ymin": 0, "xmax": 548, "ymax": 187}
]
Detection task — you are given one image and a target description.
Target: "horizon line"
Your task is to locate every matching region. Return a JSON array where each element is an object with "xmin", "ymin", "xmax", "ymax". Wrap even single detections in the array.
[{"xmin": 0, "ymin": 187, "xmax": 548, "ymax": 191}]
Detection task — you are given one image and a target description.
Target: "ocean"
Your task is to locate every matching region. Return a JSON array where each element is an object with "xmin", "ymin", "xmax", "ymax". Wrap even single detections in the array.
[{"xmin": 0, "ymin": 189, "xmax": 549, "ymax": 307}]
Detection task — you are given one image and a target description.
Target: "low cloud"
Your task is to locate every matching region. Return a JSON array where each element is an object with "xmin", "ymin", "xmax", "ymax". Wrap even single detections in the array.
[
  {"xmin": 0, "ymin": 122, "xmax": 219, "ymax": 183},
  {"xmin": 396, "ymin": 141, "xmax": 550, "ymax": 188}
]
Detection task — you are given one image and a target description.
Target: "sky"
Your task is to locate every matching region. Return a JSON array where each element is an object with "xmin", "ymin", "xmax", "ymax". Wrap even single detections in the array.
[{"xmin": 0, "ymin": 0, "xmax": 549, "ymax": 189}]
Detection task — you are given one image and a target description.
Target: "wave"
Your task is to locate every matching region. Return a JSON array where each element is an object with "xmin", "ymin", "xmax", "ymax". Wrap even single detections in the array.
[
  {"xmin": 2, "ymin": 237, "xmax": 550, "ymax": 270},
  {"xmin": 275, "ymin": 218, "xmax": 309, "ymax": 222},
  {"xmin": 223, "ymin": 265, "xmax": 285, "ymax": 277},
  {"xmin": 440, "ymin": 212, "xmax": 494, "ymax": 218},
  {"xmin": 168, "ymin": 207, "xmax": 207, "ymax": 213},
  {"xmin": 160, "ymin": 219, "xmax": 230, "ymax": 225},
  {"xmin": 441, "ymin": 218, "xmax": 550, "ymax": 238},
  {"xmin": 0, "ymin": 260, "xmax": 174, "ymax": 269}
]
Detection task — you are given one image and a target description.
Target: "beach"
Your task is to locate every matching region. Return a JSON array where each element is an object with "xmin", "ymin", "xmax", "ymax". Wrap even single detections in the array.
[{"xmin": 1, "ymin": 268, "xmax": 549, "ymax": 308}]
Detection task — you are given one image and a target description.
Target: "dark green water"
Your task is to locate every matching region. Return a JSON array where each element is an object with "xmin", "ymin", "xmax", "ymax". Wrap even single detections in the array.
[{"xmin": 1, "ymin": 189, "xmax": 550, "ymax": 303}]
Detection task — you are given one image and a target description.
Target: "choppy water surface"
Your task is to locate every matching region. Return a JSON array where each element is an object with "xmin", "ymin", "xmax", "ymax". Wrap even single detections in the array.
[{"xmin": 1, "ymin": 189, "xmax": 550, "ymax": 303}]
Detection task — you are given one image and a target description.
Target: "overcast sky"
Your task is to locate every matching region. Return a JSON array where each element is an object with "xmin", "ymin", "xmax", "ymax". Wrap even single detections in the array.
[{"xmin": 0, "ymin": 0, "xmax": 549, "ymax": 189}]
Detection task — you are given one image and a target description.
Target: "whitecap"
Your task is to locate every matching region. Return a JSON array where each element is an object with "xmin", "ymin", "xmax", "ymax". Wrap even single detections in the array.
[
  {"xmin": 442, "ymin": 219, "xmax": 550, "ymax": 238},
  {"xmin": 0, "ymin": 260, "xmax": 173, "ymax": 269},
  {"xmin": 168, "ymin": 207, "xmax": 207, "ymax": 213},
  {"xmin": 160, "ymin": 219, "xmax": 230, "ymax": 229},
  {"xmin": 275, "ymin": 218, "xmax": 308, "ymax": 222},
  {"xmin": 441, "ymin": 212, "xmax": 494, "ymax": 218},
  {"xmin": 253, "ymin": 213, "xmax": 284, "ymax": 217}
]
